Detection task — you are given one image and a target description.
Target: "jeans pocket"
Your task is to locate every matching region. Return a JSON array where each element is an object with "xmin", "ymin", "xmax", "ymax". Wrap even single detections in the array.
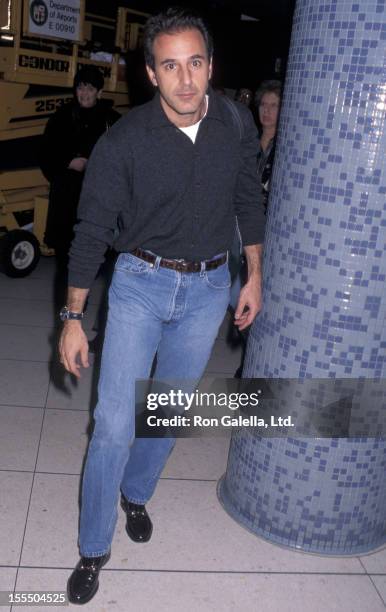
[
  {"xmin": 115, "ymin": 253, "xmax": 150, "ymax": 275},
  {"xmin": 204, "ymin": 263, "xmax": 231, "ymax": 289}
]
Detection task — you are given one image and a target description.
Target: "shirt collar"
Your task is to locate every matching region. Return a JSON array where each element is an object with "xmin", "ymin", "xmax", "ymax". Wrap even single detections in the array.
[{"xmin": 147, "ymin": 86, "xmax": 227, "ymax": 130}]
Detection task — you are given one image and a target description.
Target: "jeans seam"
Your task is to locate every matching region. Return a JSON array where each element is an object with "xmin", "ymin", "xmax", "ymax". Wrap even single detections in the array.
[
  {"xmin": 122, "ymin": 493, "xmax": 148, "ymax": 505},
  {"xmin": 167, "ymin": 272, "xmax": 181, "ymax": 320},
  {"xmin": 80, "ymin": 548, "xmax": 110, "ymax": 557},
  {"xmin": 121, "ymin": 475, "xmax": 157, "ymax": 505},
  {"xmin": 121, "ymin": 442, "xmax": 175, "ymax": 505}
]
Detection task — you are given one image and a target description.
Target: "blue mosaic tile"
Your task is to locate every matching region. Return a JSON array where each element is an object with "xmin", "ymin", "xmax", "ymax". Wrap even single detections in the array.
[
  {"xmin": 220, "ymin": 0, "xmax": 386, "ymax": 555},
  {"xmin": 247, "ymin": 0, "xmax": 386, "ymax": 378},
  {"xmin": 220, "ymin": 434, "xmax": 386, "ymax": 554}
]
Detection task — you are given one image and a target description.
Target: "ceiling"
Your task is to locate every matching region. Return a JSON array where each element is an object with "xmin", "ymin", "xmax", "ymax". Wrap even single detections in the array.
[
  {"xmin": 86, "ymin": 1, "xmax": 295, "ymax": 23},
  {"xmin": 204, "ymin": 0, "xmax": 295, "ymax": 20}
]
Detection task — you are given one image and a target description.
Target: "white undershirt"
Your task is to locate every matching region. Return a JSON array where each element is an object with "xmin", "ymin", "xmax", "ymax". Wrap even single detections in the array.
[{"xmin": 178, "ymin": 95, "xmax": 209, "ymax": 143}]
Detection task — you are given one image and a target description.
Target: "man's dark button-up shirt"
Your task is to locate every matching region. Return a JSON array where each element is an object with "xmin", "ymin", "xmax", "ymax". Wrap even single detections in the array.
[{"xmin": 69, "ymin": 89, "xmax": 265, "ymax": 288}]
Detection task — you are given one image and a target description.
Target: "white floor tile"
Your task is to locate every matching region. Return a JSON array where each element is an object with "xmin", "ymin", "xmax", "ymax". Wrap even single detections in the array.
[
  {"xmin": 162, "ymin": 437, "xmax": 230, "ymax": 480},
  {"xmin": 111, "ymin": 480, "xmax": 364, "ymax": 574},
  {"xmin": 21, "ymin": 474, "xmax": 78, "ymax": 568},
  {"xmin": 20, "ymin": 475, "xmax": 364, "ymax": 575},
  {"xmin": 0, "ymin": 298, "xmax": 55, "ymax": 328},
  {"xmin": 0, "ymin": 567, "xmax": 17, "ymax": 612},
  {"xmin": 37, "ymin": 410, "xmax": 90, "ymax": 474},
  {"xmin": 14, "ymin": 568, "xmax": 384, "ymax": 612},
  {"xmin": 0, "ymin": 406, "xmax": 43, "ymax": 471},
  {"xmin": 28, "ymin": 257, "xmax": 56, "ymax": 281},
  {"xmin": 46, "ymin": 359, "xmax": 98, "ymax": 411},
  {"xmin": 0, "ymin": 360, "xmax": 50, "ymax": 407},
  {"xmin": 14, "ymin": 568, "xmax": 68, "ymax": 611},
  {"xmin": 94, "ymin": 572, "xmax": 386, "ymax": 612},
  {"xmin": 0, "ymin": 276, "xmax": 53, "ymax": 301},
  {"xmin": 370, "ymin": 575, "xmax": 386, "ymax": 607},
  {"xmin": 0, "ymin": 325, "xmax": 52, "ymax": 362},
  {"xmin": 0, "ymin": 472, "xmax": 33, "ymax": 565},
  {"xmin": 360, "ymin": 546, "xmax": 386, "ymax": 574},
  {"xmin": 0, "ymin": 567, "xmax": 17, "ymax": 589}
]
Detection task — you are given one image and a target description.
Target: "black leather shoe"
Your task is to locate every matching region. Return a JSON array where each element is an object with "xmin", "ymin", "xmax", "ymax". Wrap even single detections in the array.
[
  {"xmin": 120, "ymin": 495, "xmax": 153, "ymax": 543},
  {"xmin": 67, "ymin": 552, "xmax": 110, "ymax": 605}
]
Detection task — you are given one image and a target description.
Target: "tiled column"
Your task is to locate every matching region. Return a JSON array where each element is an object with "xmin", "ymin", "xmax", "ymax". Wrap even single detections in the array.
[{"xmin": 218, "ymin": 0, "xmax": 386, "ymax": 554}]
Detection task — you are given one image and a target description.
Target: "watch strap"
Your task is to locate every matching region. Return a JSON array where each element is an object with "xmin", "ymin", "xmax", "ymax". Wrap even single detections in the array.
[{"xmin": 60, "ymin": 306, "xmax": 84, "ymax": 321}]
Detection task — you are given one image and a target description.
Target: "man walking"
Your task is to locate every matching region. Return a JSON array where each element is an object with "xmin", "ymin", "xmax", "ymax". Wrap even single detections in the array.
[{"xmin": 59, "ymin": 7, "xmax": 265, "ymax": 605}]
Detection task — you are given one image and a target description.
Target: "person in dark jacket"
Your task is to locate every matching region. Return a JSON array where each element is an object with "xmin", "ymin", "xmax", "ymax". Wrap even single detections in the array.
[
  {"xmin": 59, "ymin": 8, "xmax": 264, "ymax": 605},
  {"xmin": 40, "ymin": 65, "xmax": 120, "ymax": 272},
  {"xmin": 255, "ymin": 79, "xmax": 282, "ymax": 211}
]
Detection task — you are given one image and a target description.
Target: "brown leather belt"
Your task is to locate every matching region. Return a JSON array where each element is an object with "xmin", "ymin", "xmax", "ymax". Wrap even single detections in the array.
[{"xmin": 130, "ymin": 248, "xmax": 227, "ymax": 273}]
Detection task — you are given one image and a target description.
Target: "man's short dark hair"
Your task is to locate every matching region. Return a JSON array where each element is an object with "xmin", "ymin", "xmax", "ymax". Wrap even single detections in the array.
[{"xmin": 143, "ymin": 6, "xmax": 213, "ymax": 70}]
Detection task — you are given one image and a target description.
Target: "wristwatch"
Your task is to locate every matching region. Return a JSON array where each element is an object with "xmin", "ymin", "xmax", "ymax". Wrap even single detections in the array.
[{"xmin": 59, "ymin": 306, "xmax": 84, "ymax": 321}]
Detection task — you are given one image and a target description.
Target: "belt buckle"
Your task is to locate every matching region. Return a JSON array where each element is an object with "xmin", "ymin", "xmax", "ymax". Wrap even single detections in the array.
[{"xmin": 178, "ymin": 260, "xmax": 189, "ymax": 272}]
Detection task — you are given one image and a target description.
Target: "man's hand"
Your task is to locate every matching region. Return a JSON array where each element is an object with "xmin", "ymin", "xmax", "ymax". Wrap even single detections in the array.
[
  {"xmin": 234, "ymin": 279, "xmax": 262, "ymax": 330},
  {"xmin": 59, "ymin": 321, "xmax": 89, "ymax": 378},
  {"xmin": 59, "ymin": 286, "xmax": 90, "ymax": 377},
  {"xmin": 68, "ymin": 157, "xmax": 88, "ymax": 172},
  {"xmin": 234, "ymin": 243, "xmax": 263, "ymax": 331}
]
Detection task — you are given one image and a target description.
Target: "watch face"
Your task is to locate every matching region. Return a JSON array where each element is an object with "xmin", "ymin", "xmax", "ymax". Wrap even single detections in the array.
[
  {"xmin": 59, "ymin": 307, "xmax": 83, "ymax": 321},
  {"xmin": 59, "ymin": 307, "xmax": 68, "ymax": 321}
]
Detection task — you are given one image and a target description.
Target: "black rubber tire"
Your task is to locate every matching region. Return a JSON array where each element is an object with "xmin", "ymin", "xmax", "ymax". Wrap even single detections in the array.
[{"xmin": 0, "ymin": 230, "xmax": 40, "ymax": 277}]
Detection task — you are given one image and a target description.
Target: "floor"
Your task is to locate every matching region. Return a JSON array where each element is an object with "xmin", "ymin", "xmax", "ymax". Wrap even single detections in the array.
[{"xmin": 0, "ymin": 256, "xmax": 385, "ymax": 611}]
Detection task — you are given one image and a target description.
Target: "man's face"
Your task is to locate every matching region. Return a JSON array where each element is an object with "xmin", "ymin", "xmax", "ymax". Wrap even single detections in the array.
[
  {"xmin": 259, "ymin": 92, "xmax": 280, "ymax": 131},
  {"xmin": 76, "ymin": 82, "xmax": 101, "ymax": 108},
  {"xmin": 146, "ymin": 28, "xmax": 212, "ymax": 127}
]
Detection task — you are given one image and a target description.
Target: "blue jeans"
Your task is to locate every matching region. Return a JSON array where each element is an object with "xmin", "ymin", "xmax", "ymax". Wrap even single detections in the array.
[{"xmin": 79, "ymin": 252, "xmax": 230, "ymax": 556}]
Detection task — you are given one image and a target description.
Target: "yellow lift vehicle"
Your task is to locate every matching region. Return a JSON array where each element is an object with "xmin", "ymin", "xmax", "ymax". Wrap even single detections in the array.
[{"xmin": 0, "ymin": 0, "xmax": 148, "ymax": 276}]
